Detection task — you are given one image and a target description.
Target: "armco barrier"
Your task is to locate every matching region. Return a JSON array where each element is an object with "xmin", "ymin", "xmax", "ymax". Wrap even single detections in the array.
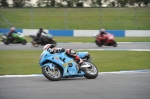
[
  {"xmin": 125, "ymin": 30, "xmax": 150, "ymax": 37},
  {"xmin": 74, "ymin": 30, "xmax": 125, "ymax": 37},
  {"xmin": 0, "ymin": 29, "xmax": 150, "ymax": 37},
  {"xmin": 49, "ymin": 30, "xmax": 73, "ymax": 36}
]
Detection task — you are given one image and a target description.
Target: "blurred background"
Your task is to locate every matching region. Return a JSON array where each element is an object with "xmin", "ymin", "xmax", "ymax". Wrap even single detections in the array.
[{"xmin": 0, "ymin": 0, "xmax": 150, "ymax": 30}]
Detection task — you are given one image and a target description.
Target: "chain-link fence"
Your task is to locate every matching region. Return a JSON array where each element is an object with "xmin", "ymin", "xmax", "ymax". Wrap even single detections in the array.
[{"xmin": 0, "ymin": 7, "xmax": 150, "ymax": 30}]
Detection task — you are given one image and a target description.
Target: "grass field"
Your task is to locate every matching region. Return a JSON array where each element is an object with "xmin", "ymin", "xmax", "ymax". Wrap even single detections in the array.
[
  {"xmin": 0, "ymin": 50, "xmax": 150, "ymax": 75},
  {"xmin": 0, "ymin": 8, "xmax": 150, "ymax": 30}
]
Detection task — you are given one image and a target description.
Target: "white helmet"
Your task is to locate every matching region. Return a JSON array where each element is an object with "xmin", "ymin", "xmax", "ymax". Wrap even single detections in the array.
[
  {"xmin": 101, "ymin": 29, "xmax": 105, "ymax": 32},
  {"xmin": 43, "ymin": 44, "xmax": 55, "ymax": 50},
  {"xmin": 10, "ymin": 27, "xmax": 16, "ymax": 31}
]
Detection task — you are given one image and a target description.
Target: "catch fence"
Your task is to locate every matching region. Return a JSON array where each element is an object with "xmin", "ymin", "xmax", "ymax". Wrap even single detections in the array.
[{"xmin": 0, "ymin": 7, "xmax": 150, "ymax": 30}]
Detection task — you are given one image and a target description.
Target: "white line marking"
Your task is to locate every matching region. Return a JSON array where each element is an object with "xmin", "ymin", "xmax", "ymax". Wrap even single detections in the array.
[{"xmin": 0, "ymin": 70, "xmax": 150, "ymax": 78}]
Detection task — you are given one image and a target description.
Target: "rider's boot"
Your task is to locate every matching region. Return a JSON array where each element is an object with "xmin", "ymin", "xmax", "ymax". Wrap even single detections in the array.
[{"xmin": 74, "ymin": 55, "xmax": 84, "ymax": 72}]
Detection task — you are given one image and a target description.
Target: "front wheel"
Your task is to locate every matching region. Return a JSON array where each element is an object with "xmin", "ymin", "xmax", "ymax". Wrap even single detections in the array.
[
  {"xmin": 42, "ymin": 66, "xmax": 62, "ymax": 81},
  {"xmin": 112, "ymin": 40, "xmax": 117, "ymax": 47},
  {"xmin": 95, "ymin": 40, "xmax": 102, "ymax": 47},
  {"xmin": 49, "ymin": 39, "xmax": 57, "ymax": 47},
  {"xmin": 83, "ymin": 62, "xmax": 98, "ymax": 79}
]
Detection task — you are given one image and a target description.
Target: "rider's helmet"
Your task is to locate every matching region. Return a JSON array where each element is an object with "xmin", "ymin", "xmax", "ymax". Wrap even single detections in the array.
[
  {"xmin": 43, "ymin": 44, "xmax": 55, "ymax": 50},
  {"xmin": 66, "ymin": 49, "xmax": 77, "ymax": 57},
  {"xmin": 10, "ymin": 27, "xmax": 16, "ymax": 32},
  {"xmin": 100, "ymin": 29, "xmax": 105, "ymax": 33},
  {"xmin": 39, "ymin": 28, "xmax": 43, "ymax": 32}
]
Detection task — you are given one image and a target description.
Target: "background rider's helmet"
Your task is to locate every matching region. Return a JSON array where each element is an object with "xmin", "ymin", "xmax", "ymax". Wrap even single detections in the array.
[
  {"xmin": 100, "ymin": 29, "xmax": 105, "ymax": 33},
  {"xmin": 39, "ymin": 28, "xmax": 43, "ymax": 31},
  {"xmin": 10, "ymin": 27, "xmax": 16, "ymax": 32},
  {"xmin": 43, "ymin": 44, "xmax": 55, "ymax": 50}
]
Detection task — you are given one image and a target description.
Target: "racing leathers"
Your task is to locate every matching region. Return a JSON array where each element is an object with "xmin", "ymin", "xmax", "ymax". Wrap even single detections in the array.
[{"xmin": 45, "ymin": 47, "xmax": 83, "ymax": 69}]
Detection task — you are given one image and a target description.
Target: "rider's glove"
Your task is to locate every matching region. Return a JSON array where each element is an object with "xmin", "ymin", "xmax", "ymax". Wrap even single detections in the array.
[{"xmin": 50, "ymin": 49, "xmax": 55, "ymax": 54}]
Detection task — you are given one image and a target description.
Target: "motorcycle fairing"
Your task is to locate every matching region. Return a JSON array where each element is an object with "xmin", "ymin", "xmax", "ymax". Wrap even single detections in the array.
[
  {"xmin": 39, "ymin": 50, "xmax": 84, "ymax": 77},
  {"xmin": 77, "ymin": 52, "xmax": 88, "ymax": 58}
]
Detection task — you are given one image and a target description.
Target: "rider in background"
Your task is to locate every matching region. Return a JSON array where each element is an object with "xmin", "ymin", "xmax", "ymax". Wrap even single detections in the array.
[
  {"xmin": 7, "ymin": 27, "xmax": 17, "ymax": 42},
  {"xmin": 99, "ymin": 29, "xmax": 108, "ymax": 44},
  {"xmin": 100, "ymin": 29, "xmax": 107, "ymax": 36},
  {"xmin": 43, "ymin": 44, "xmax": 84, "ymax": 69},
  {"xmin": 36, "ymin": 28, "xmax": 47, "ymax": 42}
]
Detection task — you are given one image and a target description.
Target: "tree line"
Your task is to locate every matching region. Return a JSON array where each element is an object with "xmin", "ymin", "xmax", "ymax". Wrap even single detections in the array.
[{"xmin": 0, "ymin": 0, "xmax": 150, "ymax": 7}]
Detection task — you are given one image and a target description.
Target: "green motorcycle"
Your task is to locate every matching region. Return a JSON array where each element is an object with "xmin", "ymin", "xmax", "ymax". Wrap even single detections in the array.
[{"xmin": 0, "ymin": 32, "xmax": 27, "ymax": 45}]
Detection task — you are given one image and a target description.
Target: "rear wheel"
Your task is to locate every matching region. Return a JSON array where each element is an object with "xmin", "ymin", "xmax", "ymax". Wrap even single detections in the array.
[
  {"xmin": 42, "ymin": 66, "xmax": 62, "ymax": 81},
  {"xmin": 2, "ymin": 38, "xmax": 9, "ymax": 45},
  {"xmin": 83, "ymin": 62, "xmax": 98, "ymax": 79}
]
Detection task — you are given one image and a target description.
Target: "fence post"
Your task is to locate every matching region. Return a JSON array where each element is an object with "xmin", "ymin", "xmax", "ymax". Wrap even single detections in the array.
[
  {"xmin": 99, "ymin": 7, "xmax": 102, "ymax": 29},
  {"xmin": 134, "ymin": 7, "xmax": 138, "ymax": 30},
  {"xmin": 30, "ymin": 6, "xmax": 33, "ymax": 29},
  {"xmin": 64, "ymin": 7, "xmax": 68, "ymax": 29}
]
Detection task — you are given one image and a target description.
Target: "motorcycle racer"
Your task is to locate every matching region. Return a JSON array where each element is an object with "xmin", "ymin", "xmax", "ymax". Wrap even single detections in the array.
[
  {"xmin": 43, "ymin": 44, "xmax": 84, "ymax": 69},
  {"xmin": 36, "ymin": 28, "xmax": 48, "ymax": 42},
  {"xmin": 7, "ymin": 27, "xmax": 17, "ymax": 42},
  {"xmin": 98, "ymin": 29, "xmax": 108, "ymax": 44}
]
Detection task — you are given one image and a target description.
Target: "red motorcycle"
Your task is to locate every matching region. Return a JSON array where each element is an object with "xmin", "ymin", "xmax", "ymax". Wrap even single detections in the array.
[{"xmin": 93, "ymin": 33, "xmax": 117, "ymax": 47}]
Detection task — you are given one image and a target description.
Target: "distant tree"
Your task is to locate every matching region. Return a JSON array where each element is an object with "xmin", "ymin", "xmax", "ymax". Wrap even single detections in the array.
[
  {"xmin": 67, "ymin": 0, "xmax": 71, "ymax": 7},
  {"xmin": 0, "ymin": 0, "xmax": 9, "ymax": 7},
  {"xmin": 96, "ymin": 0, "xmax": 102, "ymax": 6},
  {"xmin": 128, "ymin": 0, "xmax": 136, "ymax": 7},
  {"xmin": 112, "ymin": 1, "xmax": 115, "ymax": 7},
  {"xmin": 117, "ymin": 0, "xmax": 128, "ymax": 7},
  {"xmin": 51, "ymin": 0, "xmax": 55, "ymax": 7},
  {"xmin": 12, "ymin": 0, "xmax": 26, "ymax": 7},
  {"xmin": 76, "ymin": 1, "xmax": 83, "ymax": 7},
  {"xmin": 143, "ymin": 0, "xmax": 150, "ymax": 6},
  {"xmin": 36, "ymin": 0, "xmax": 43, "ymax": 7}
]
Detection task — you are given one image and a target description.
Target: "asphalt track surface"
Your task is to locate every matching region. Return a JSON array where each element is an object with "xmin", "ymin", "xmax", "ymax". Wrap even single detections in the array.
[
  {"xmin": 0, "ymin": 42, "xmax": 150, "ymax": 99},
  {"xmin": 0, "ymin": 42, "xmax": 150, "ymax": 51},
  {"xmin": 0, "ymin": 72, "xmax": 150, "ymax": 99}
]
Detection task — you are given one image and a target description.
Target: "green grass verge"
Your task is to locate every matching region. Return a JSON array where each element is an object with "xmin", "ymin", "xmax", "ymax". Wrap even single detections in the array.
[
  {"xmin": 26, "ymin": 36, "xmax": 150, "ymax": 43},
  {"xmin": 0, "ymin": 50, "xmax": 150, "ymax": 75},
  {"xmin": 0, "ymin": 8, "xmax": 150, "ymax": 29}
]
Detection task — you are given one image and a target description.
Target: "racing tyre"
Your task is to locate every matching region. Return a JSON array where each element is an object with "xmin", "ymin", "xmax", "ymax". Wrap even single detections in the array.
[
  {"xmin": 113, "ymin": 40, "xmax": 117, "ymax": 47},
  {"xmin": 21, "ymin": 40, "xmax": 27, "ymax": 45},
  {"xmin": 95, "ymin": 40, "xmax": 102, "ymax": 47},
  {"xmin": 32, "ymin": 41, "xmax": 39, "ymax": 47},
  {"xmin": 83, "ymin": 62, "xmax": 98, "ymax": 79},
  {"xmin": 49, "ymin": 40, "xmax": 57, "ymax": 47},
  {"xmin": 42, "ymin": 66, "xmax": 62, "ymax": 81},
  {"xmin": 2, "ymin": 39, "xmax": 9, "ymax": 45}
]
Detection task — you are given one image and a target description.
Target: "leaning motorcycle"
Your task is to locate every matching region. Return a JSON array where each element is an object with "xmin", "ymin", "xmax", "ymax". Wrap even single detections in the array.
[
  {"xmin": 29, "ymin": 34, "xmax": 57, "ymax": 47},
  {"xmin": 39, "ymin": 50, "xmax": 98, "ymax": 81},
  {"xmin": 93, "ymin": 33, "xmax": 117, "ymax": 47},
  {"xmin": 0, "ymin": 32, "xmax": 27, "ymax": 45}
]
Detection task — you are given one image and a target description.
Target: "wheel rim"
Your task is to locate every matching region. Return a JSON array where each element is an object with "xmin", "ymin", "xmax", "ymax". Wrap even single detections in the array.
[
  {"xmin": 44, "ymin": 66, "xmax": 61, "ymax": 78},
  {"xmin": 84, "ymin": 62, "xmax": 97, "ymax": 75}
]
